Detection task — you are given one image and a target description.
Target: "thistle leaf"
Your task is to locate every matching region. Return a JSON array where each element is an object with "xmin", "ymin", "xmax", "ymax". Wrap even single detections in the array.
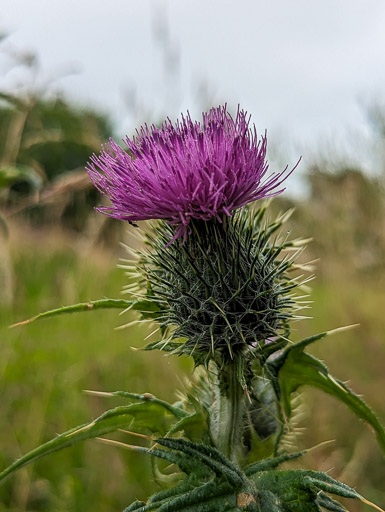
[
  {"xmin": 166, "ymin": 410, "xmax": 209, "ymax": 443},
  {"xmin": 9, "ymin": 298, "xmax": 148, "ymax": 327},
  {"xmin": 244, "ymin": 450, "xmax": 305, "ymax": 476},
  {"xmin": 251, "ymin": 469, "xmax": 359, "ymax": 511},
  {"xmin": 0, "ymin": 400, "xmax": 180, "ymax": 483},
  {"xmin": 156, "ymin": 438, "xmax": 247, "ymax": 488},
  {"xmin": 122, "ymin": 439, "xmax": 374, "ymax": 512},
  {"xmin": 87, "ymin": 390, "xmax": 188, "ymax": 420},
  {"xmin": 267, "ymin": 331, "xmax": 385, "ymax": 455}
]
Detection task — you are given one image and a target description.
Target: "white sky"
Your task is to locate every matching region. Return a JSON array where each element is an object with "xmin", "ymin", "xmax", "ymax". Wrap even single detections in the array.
[{"xmin": 1, "ymin": 0, "xmax": 385, "ymax": 176}]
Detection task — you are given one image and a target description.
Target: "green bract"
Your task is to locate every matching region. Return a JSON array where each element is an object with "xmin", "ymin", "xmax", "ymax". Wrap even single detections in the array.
[{"xmin": 126, "ymin": 206, "xmax": 311, "ymax": 365}]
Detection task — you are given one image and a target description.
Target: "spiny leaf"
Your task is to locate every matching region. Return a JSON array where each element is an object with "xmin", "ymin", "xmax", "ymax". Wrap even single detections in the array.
[
  {"xmin": 148, "ymin": 480, "xmax": 196, "ymax": 505},
  {"xmin": 85, "ymin": 390, "xmax": 188, "ymax": 420},
  {"xmin": 126, "ymin": 489, "xmax": 238, "ymax": 512},
  {"xmin": 166, "ymin": 410, "xmax": 209, "ymax": 443},
  {"xmin": 9, "ymin": 298, "xmax": 154, "ymax": 327},
  {"xmin": 0, "ymin": 401, "xmax": 177, "ymax": 483},
  {"xmin": 10, "ymin": 298, "xmax": 132, "ymax": 326},
  {"xmin": 123, "ymin": 442, "xmax": 374, "ymax": 512},
  {"xmin": 156, "ymin": 438, "xmax": 246, "ymax": 488},
  {"xmin": 252, "ymin": 469, "xmax": 360, "ymax": 511},
  {"xmin": 268, "ymin": 330, "xmax": 385, "ymax": 456},
  {"xmin": 155, "ymin": 481, "xmax": 230, "ymax": 512},
  {"xmin": 244, "ymin": 450, "xmax": 305, "ymax": 476},
  {"xmin": 124, "ymin": 501, "xmax": 147, "ymax": 511},
  {"xmin": 101, "ymin": 437, "xmax": 381, "ymax": 512},
  {"xmin": 316, "ymin": 492, "xmax": 347, "ymax": 512}
]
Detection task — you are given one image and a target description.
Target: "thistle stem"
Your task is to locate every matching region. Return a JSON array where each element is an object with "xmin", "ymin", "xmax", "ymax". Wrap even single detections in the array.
[{"xmin": 214, "ymin": 358, "xmax": 245, "ymax": 465}]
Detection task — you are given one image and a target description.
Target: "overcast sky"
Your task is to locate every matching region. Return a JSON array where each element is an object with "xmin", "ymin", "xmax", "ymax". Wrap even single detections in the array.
[{"xmin": 1, "ymin": 0, "xmax": 385, "ymax": 173}]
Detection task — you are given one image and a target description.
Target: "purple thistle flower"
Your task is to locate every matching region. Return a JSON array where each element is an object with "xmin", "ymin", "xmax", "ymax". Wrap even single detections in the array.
[{"xmin": 87, "ymin": 105, "xmax": 297, "ymax": 240}]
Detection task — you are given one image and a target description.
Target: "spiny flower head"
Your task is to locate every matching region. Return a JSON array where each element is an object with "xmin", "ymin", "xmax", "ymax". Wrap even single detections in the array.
[
  {"xmin": 124, "ymin": 206, "xmax": 311, "ymax": 364},
  {"xmin": 87, "ymin": 105, "xmax": 295, "ymax": 240}
]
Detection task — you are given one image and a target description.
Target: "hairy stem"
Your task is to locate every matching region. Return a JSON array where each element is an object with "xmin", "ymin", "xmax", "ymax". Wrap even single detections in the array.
[{"xmin": 213, "ymin": 358, "xmax": 246, "ymax": 465}]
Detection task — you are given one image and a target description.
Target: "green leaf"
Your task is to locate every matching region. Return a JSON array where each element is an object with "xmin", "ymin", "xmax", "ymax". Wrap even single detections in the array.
[
  {"xmin": 123, "ymin": 439, "xmax": 377, "ymax": 512},
  {"xmin": 167, "ymin": 410, "xmax": 209, "ymax": 443},
  {"xmin": 123, "ymin": 439, "xmax": 253, "ymax": 512},
  {"xmin": 267, "ymin": 330, "xmax": 385, "ymax": 456},
  {"xmin": 156, "ymin": 438, "xmax": 247, "ymax": 488},
  {"xmin": 0, "ymin": 400, "xmax": 179, "ymax": 483},
  {"xmin": 244, "ymin": 451, "xmax": 305, "ymax": 476},
  {"xmin": 251, "ymin": 469, "xmax": 360, "ymax": 511},
  {"xmin": 10, "ymin": 298, "xmax": 134, "ymax": 327},
  {"xmin": 10, "ymin": 297, "xmax": 161, "ymax": 327},
  {"xmin": 86, "ymin": 390, "xmax": 188, "ymax": 420}
]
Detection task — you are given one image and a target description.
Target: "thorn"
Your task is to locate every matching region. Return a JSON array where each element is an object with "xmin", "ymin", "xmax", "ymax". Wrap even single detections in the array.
[
  {"xmin": 115, "ymin": 319, "xmax": 149, "ymax": 330},
  {"xmin": 360, "ymin": 497, "xmax": 385, "ymax": 512},
  {"xmin": 119, "ymin": 429, "xmax": 155, "ymax": 441},
  {"xmin": 244, "ymin": 386, "xmax": 252, "ymax": 404},
  {"xmin": 9, "ymin": 317, "xmax": 36, "ymax": 328},
  {"xmin": 144, "ymin": 328, "xmax": 160, "ymax": 340},
  {"xmin": 66, "ymin": 423, "xmax": 94, "ymax": 438},
  {"xmin": 328, "ymin": 374, "xmax": 348, "ymax": 392},
  {"xmin": 326, "ymin": 324, "xmax": 360, "ymax": 336},
  {"xmin": 119, "ymin": 304, "xmax": 135, "ymax": 315},
  {"xmin": 95, "ymin": 437, "xmax": 140, "ymax": 451},
  {"xmin": 306, "ymin": 439, "xmax": 336, "ymax": 452},
  {"xmin": 148, "ymin": 441, "xmax": 160, "ymax": 452},
  {"xmin": 83, "ymin": 390, "xmax": 114, "ymax": 397}
]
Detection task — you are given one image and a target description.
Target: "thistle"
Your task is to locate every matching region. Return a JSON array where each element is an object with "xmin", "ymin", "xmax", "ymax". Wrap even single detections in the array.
[
  {"xmin": 2, "ymin": 106, "xmax": 384, "ymax": 512},
  {"xmin": 88, "ymin": 104, "xmax": 303, "ymax": 361}
]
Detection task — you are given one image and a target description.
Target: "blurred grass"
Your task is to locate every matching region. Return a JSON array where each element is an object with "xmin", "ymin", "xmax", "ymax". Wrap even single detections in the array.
[{"xmin": 1, "ymin": 226, "xmax": 385, "ymax": 512}]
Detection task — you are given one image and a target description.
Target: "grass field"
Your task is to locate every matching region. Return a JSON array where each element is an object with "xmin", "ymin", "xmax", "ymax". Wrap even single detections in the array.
[{"xmin": 1, "ymin": 225, "xmax": 384, "ymax": 511}]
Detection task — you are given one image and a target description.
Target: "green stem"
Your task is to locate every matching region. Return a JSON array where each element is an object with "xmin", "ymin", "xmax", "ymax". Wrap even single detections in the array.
[{"xmin": 213, "ymin": 358, "xmax": 246, "ymax": 465}]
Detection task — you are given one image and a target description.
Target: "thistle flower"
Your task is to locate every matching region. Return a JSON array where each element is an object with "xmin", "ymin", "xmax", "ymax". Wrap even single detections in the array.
[{"xmin": 87, "ymin": 105, "xmax": 296, "ymax": 240}]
